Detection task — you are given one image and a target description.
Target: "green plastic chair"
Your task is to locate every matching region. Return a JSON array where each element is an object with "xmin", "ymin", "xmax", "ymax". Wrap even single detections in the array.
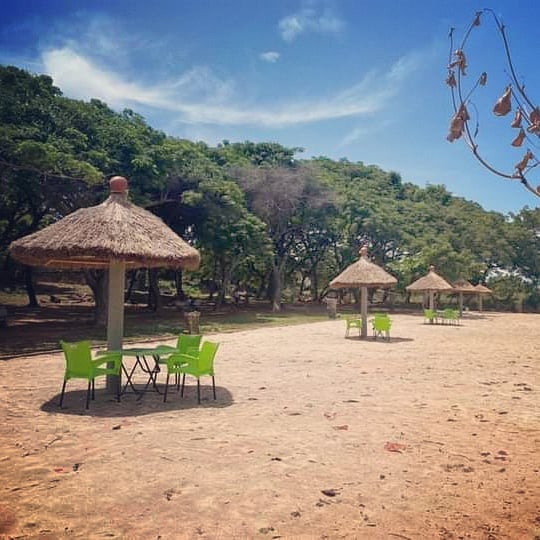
[
  {"xmin": 163, "ymin": 341, "xmax": 219, "ymax": 404},
  {"xmin": 345, "ymin": 315, "xmax": 362, "ymax": 337},
  {"xmin": 59, "ymin": 341, "xmax": 122, "ymax": 409},
  {"xmin": 424, "ymin": 309, "xmax": 437, "ymax": 324},
  {"xmin": 442, "ymin": 308, "xmax": 460, "ymax": 325},
  {"xmin": 156, "ymin": 334, "xmax": 202, "ymax": 385},
  {"xmin": 372, "ymin": 314, "xmax": 391, "ymax": 340}
]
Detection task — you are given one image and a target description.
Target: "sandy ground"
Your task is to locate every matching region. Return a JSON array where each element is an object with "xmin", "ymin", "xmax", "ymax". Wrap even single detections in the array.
[{"xmin": 0, "ymin": 311, "xmax": 539, "ymax": 539}]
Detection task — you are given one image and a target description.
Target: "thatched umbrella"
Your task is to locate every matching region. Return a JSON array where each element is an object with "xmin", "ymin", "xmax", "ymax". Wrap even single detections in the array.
[
  {"xmin": 406, "ymin": 265, "xmax": 453, "ymax": 311},
  {"xmin": 474, "ymin": 283, "xmax": 493, "ymax": 311},
  {"xmin": 330, "ymin": 246, "xmax": 397, "ymax": 338},
  {"xmin": 452, "ymin": 278, "xmax": 477, "ymax": 316},
  {"xmin": 10, "ymin": 176, "xmax": 200, "ymax": 388}
]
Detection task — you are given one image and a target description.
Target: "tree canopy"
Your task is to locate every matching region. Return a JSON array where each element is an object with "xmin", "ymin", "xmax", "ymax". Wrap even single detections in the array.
[{"xmin": 2, "ymin": 64, "xmax": 539, "ymax": 312}]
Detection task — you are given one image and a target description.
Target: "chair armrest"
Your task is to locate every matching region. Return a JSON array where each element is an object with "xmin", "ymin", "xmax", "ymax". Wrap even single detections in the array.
[
  {"xmin": 92, "ymin": 353, "xmax": 122, "ymax": 370},
  {"xmin": 166, "ymin": 352, "xmax": 197, "ymax": 369}
]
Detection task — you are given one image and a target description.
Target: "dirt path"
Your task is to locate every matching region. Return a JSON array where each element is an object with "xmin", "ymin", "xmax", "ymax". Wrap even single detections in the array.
[{"xmin": 0, "ymin": 312, "xmax": 539, "ymax": 539}]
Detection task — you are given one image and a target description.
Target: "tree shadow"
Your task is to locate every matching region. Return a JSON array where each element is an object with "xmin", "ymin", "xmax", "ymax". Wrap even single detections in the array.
[{"xmin": 40, "ymin": 385, "xmax": 234, "ymax": 417}]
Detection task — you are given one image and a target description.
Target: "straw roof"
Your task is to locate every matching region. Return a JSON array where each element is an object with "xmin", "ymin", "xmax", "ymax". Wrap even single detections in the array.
[
  {"xmin": 330, "ymin": 247, "xmax": 397, "ymax": 289},
  {"xmin": 406, "ymin": 266, "xmax": 453, "ymax": 292},
  {"xmin": 9, "ymin": 176, "xmax": 200, "ymax": 270},
  {"xmin": 474, "ymin": 284, "xmax": 493, "ymax": 294},
  {"xmin": 452, "ymin": 278, "xmax": 477, "ymax": 293}
]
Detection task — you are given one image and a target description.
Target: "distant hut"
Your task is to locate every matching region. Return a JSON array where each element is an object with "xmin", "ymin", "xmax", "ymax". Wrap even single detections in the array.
[
  {"xmin": 452, "ymin": 278, "xmax": 477, "ymax": 316},
  {"xmin": 406, "ymin": 265, "xmax": 453, "ymax": 311},
  {"xmin": 330, "ymin": 246, "xmax": 397, "ymax": 338},
  {"xmin": 474, "ymin": 283, "xmax": 493, "ymax": 311}
]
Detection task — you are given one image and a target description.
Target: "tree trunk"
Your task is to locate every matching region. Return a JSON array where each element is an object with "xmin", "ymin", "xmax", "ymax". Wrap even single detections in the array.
[
  {"xmin": 125, "ymin": 270, "xmax": 138, "ymax": 303},
  {"xmin": 270, "ymin": 264, "xmax": 282, "ymax": 312},
  {"xmin": 24, "ymin": 266, "xmax": 39, "ymax": 307},
  {"xmin": 147, "ymin": 269, "xmax": 162, "ymax": 312},
  {"xmin": 175, "ymin": 269, "xmax": 186, "ymax": 301},
  {"xmin": 310, "ymin": 269, "xmax": 318, "ymax": 301},
  {"xmin": 84, "ymin": 269, "xmax": 108, "ymax": 326}
]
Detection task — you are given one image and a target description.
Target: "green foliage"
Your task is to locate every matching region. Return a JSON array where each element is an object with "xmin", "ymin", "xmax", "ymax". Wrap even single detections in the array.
[{"xmin": 2, "ymin": 63, "xmax": 539, "ymax": 312}]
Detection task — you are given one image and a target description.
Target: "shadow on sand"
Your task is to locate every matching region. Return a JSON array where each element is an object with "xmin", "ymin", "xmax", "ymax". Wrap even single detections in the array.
[
  {"xmin": 344, "ymin": 336, "xmax": 414, "ymax": 344},
  {"xmin": 41, "ymin": 385, "xmax": 234, "ymax": 417}
]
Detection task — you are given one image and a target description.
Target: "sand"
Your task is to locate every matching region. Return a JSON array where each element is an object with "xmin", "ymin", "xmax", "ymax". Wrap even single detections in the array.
[{"xmin": 0, "ymin": 311, "xmax": 538, "ymax": 539}]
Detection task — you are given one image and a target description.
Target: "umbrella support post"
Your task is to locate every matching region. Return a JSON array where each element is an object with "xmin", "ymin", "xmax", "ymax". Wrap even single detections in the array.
[
  {"xmin": 106, "ymin": 259, "xmax": 126, "ymax": 393},
  {"xmin": 360, "ymin": 286, "xmax": 368, "ymax": 338}
]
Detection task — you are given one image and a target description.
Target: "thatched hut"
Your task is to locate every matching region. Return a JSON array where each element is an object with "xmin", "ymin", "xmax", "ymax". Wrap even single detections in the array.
[
  {"xmin": 474, "ymin": 283, "xmax": 493, "ymax": 311},
  {"xmin": 452, "ymin": 278, "xmax": 477, "ymax": 316},
  {"xmin": 406, "ymin": 266, "xmax": 453, "ymax": 311},
  {"xmin": 10, "ymin": 176, "xmax": 200, "ymax": 387},
  {"xmin": 330, "ymin": 246, "xmax": 397, "ymax": 338}
]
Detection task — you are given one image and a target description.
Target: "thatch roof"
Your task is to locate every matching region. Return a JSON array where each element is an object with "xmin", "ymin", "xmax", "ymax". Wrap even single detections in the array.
[
  {"xmin": 330, "ymin": 247, "xmax": 397, "ymax": 289},
  {"xmin": 452, "ymin": 278, "xmax": 477, "ymax": 293},
  {"xmin": 406, "ymin": 266, "xmax": 453, "ymax": 292},
  {"xmin": 9, "ymin": 176, "xmax": 200, "ymax": 270},
  {"xmin": 475, "ymin": 284, "xmax": 493, "ymax": 294}
]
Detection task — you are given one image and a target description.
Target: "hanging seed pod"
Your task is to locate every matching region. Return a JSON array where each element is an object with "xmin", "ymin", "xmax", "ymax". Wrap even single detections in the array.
[
  {"xmin": 510, "ymin": 109, "xmax": 522, "ymax": 128},
  {"xmin": 473, "ymin": 11, "xmax": 482, "ymax": 26},
  {"xmin": 493, "ymin": 86, "xmax": 512, "ymax": 116},
  {"xmin": 446, "ymin": 71, "xmax": 457, "ymax": 88},
  {"xmin": 447, "ymin": 113, "xmax": 464, "ymax": 142},
  {"xmin": 515, "ymin": 150, "xmax": 534, "ymax": 173},
  {"xmin": 458, "ymin": 103, "xmax": 470, "ymax": 121},
  {"xmin": 449, "ymin": 50, "xmax": 467, "ymax": 76},
  {"xmin": 527, "ymin": 122, "xmax": 540, "ymax": 134},
  {"xmin": 479, "ymin": 72, "xmax": 487, "ymax": 86},
  {"xmin": 511, "ymin": 128, "xmax": 526, "ymax": 147},
  {"xmin": 530, "ymin": 107, "xmax": 540, "ymax": 124},
  {"xmin": 446, "ymin": 103, "xmax": 469, "ymax": 142}
]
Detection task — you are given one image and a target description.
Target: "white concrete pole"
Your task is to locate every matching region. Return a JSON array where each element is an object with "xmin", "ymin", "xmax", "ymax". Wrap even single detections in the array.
[
  {"xmin": 360, "ymin": 286, "xmax": 368, "ymax": 338},
  {"xmin": 106, "ymin": 259, "xmax": 126, "ymax": 391},
  {"xmin": 429, "ymin": 291, "xmax": 435, "ymax": 310}
]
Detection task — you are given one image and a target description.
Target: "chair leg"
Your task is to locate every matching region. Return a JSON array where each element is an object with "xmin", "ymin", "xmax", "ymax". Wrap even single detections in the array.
[
  {"xmin": 164, "ymin": 374, "xmax": 170, "ymax": 403},
  {"xmin": 91, "ymin": 379, "xmax": 95, "ymax": 400},
  {"xmin": 197, "ymin": 378, "xmax": 201, "ymax": 404},
  {"xmin": 212, "ymin": 376, "xmax": 216, "ymax": 400},
  {"xmin": 86, "ymin": 381, "xmax": 91, "ymax": 409},
  {"xmin": 59, "ymin": 379, "xmax": 67, "ymax": 407},
  {"xmin": 116, "ymin": 377, "xmax": 121, "ymax": 403},
  {"xmin": 181, "ymin": 373, "xmax": 186, "ymax": 397}
]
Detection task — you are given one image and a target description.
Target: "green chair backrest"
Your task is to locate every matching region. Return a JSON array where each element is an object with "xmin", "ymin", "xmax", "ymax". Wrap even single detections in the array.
[
  {"xmin": 60, "ymin": 340, "xmax": 93, "ymax": 378},
  {"xmin": 197, "ymin": 341, "xmax": 220, "ymax": 375},
  {"xmin": 424, "ymin": 309, "xmax": 436, "ymax": 319},
  {"xmin": 373, "ymin": 315, "xmax": 391, "ymax": 331},
  {"xmin": 176, "ymin": 334, "xmax": 202, "ymax": 354}
]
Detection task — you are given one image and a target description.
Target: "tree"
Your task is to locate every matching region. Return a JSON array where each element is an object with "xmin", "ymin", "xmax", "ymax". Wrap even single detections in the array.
[{"xmin": 446, "ymin": 9, "xmax": 540, "ymax": 198}]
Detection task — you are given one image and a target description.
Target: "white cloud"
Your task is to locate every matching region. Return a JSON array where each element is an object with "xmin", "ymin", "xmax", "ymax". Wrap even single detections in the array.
[
  {"xmin": 278, "ymin": 8, "xmax": 343, "ymax": 42},
  {"xmin": 259, "ymin": 51, "xmax": 280, "ymax": 63},
  {"xmin": 41, "ymin": 46, "xmax": 424, "ymax": 128}
]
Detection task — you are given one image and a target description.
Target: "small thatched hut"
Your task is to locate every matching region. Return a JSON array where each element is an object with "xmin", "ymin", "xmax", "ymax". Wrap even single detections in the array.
[
  {"xmin": 474, "ymin": 283, "xmax": 493, "ymax": 311},
  {"xmin": 452, "ymin": 278, "xmax": 477, "ymax": 316},
  {"xmin": 406, "ymin": 266, "xmax": 453, "ymax": 311},
  {"xmin": 330, "ymin": 246, "xmax": 397, "ymax": 338}
]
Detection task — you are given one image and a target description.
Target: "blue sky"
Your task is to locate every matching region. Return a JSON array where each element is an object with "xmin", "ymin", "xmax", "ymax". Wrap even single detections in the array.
[{"xmin": 1, "ymin": 0, "xmax": 540, "ymax": 214}]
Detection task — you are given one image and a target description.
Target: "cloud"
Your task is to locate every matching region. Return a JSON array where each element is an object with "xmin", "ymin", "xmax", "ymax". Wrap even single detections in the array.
[
  {"xmin": 41, "ymin": 45, "xmax": 424, "ymax": 128},
  {"xmin": 259, "ymin": 51, "xmax": 280, "ymax": 63},
  {"xmin": 278, "ymin": 8, "xmax": 343, "ymax": 42}
]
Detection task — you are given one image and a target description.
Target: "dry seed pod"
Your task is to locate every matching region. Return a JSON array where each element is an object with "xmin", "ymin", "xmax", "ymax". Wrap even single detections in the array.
[
  {"xmin": 493, "ymin": 86, "xmax": 512, "ymax": 116},
  {"xmin": 510, "ymin": 109, "xmax": 522, "ymax": 128},
  {"xmin": 511, "ymin": 129, "xmax": 526, "ymax": 147}
]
